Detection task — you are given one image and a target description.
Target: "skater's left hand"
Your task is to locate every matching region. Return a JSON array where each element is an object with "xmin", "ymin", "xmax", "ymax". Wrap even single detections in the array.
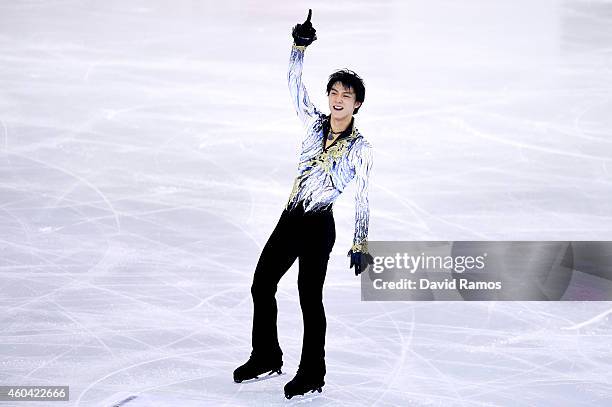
[{"xmin": 347, "ymin": 250, "xmax": 374, "ymax": 276}]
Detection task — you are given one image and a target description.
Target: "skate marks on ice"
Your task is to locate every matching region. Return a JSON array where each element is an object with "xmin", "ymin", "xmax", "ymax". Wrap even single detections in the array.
[
  {"xmin": 101, "ymin": 392, "xmax": 205, "ymax": 407},
  {"xmin": 108, "ymin": 394, "xmax": 138, "ymax": 407},
  {"xmin": 103, "ymin": 387, "xmax": 322, "ymax": 407},
  {"xmin": 561, "ymin": 306, "xmax": 612, "ymax": 330},
  {"xmin": 311, "ymin": 290, "xmax": 612, "ymax": 406},
  {"xmin": 2, "ymin": 0, "xmax": 612, "ymax": 406}
]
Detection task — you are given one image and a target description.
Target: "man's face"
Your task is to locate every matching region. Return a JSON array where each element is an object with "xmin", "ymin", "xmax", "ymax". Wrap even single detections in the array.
[{"xmin": 328, "ymin": 81, "xmax": 361, "ymax": 122}]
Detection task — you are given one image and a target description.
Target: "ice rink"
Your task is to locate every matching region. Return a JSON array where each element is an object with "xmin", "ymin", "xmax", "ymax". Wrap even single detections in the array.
[{"xmin": 1, "ymin": 0, "xmax": 612, "ymax": 405}]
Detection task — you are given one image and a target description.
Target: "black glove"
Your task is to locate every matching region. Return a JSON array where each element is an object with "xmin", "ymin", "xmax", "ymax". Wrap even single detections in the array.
[
  {"xmin": 292, "ymin": 9, "xmax": 317, "ymax": 47},
  {"xmin": 348, "ymin": 249, "xmax": 374, "ymax": 276}
]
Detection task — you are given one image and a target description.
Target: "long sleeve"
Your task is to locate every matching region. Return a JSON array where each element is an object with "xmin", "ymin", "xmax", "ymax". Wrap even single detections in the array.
[
  {"xmin": 288, "ymin": 44, "xmax": 322, "ymax": 128},
  {"xmin": 351, "ymin": 139, "xmax": 373, "ymax": 253}
]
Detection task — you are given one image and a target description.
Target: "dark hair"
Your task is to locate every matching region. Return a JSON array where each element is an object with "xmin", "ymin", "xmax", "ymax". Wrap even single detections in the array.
[{"xmin": 326, "ymin": 69, "xmax": 365, "ymax": 114}]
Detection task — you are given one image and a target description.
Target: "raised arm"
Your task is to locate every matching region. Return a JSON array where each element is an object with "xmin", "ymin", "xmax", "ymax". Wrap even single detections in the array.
[
  {"xmin": 288, "ymin": 45, "xmax": 322, "ymax": 127},
  {"xmin": 288, "ymin": 9, "xmax": 321, "ymax": 127}
]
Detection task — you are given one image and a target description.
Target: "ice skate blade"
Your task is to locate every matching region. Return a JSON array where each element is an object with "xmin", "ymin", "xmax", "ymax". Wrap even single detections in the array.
[
  {"xmin": 268, "ymin": 368, "xmax": 282, "ymax": 376},
  {"xmin": 234, "ymin": 368, "xmax": 283, "ymax": 384},
  {"xmin": 284, "ymin": 386, "xmax": 323, "ymax": 399}
]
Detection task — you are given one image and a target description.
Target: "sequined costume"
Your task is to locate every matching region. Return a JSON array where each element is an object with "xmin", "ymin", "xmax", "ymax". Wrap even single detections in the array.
[
  {"xmin": 236, "ymin": 43, "xmax": 373, "ymax": 385},
  {"xmin": 285, "ymin": 44, "xmax": 373, "ymax": 253}
]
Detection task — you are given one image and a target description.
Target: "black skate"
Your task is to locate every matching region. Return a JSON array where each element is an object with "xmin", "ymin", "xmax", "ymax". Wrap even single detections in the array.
[
  {"xmin": 233, "ymin": 354, "xmax": 283, "ymax": 383},
  {"xmin": 284, "ymin": 369, "xmax": 325, "ymax": 399}
]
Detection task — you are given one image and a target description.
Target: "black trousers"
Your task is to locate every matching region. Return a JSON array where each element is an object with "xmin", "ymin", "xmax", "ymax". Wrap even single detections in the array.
[{"xmin": 250, "ymin": 202, "xmax": 335, "ymax": 376}]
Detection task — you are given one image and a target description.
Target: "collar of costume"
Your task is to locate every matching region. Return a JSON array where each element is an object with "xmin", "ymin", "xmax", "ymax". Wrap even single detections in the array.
[{"xmin": 322, "ymin": 115, "xmax": 355, "ymax": 141}]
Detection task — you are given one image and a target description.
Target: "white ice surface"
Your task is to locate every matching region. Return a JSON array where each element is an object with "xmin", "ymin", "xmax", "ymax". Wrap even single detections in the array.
[{"xmin": 1, "ymin": 0, "xmax": 612, "ymax": 406}]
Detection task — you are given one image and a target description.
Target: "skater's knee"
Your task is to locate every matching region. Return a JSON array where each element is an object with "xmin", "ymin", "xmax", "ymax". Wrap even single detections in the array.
[
  {"xmin": 298, "ymin": 293, "xmax": 324, "ymax": 311},
  {"xmin": 251, "ymin": 279, "xmax": 278, "ymax": 299},
  {"xmin": 298, "ymin": 281, "xmax": 324, "ymax": 300}
]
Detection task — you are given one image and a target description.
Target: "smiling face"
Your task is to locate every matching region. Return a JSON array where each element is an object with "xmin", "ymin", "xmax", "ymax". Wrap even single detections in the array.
[{"xmin": 328, "ymin": 81, "xmax": 362, "ymax": 121}]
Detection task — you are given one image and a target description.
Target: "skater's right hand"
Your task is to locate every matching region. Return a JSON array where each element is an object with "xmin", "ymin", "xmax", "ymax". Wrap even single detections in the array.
[{"xmin": 292, "ymin": 9, "xmax": 317, "ymax": 47}]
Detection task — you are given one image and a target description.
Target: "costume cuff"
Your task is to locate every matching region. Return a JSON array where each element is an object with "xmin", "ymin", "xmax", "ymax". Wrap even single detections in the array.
[{"xmin": 350, "ymin": 241, "xmax": 369, "ymax": 254}]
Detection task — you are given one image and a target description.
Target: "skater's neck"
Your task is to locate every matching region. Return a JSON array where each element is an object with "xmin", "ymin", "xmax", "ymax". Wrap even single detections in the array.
[{"xmin": 330, "ymin": 115, "xmax": 353, "ymax": 134}]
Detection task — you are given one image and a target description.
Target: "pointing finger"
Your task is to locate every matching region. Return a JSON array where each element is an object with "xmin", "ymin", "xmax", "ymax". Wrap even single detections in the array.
[{"xmin": 305, "ymin": 9, "xmax": 312, "ymax": 23}]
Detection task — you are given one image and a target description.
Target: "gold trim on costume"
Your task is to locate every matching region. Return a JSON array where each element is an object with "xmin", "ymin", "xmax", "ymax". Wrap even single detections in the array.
[{"xmin": 351, "ymin": 241, "xmax": 369, "ymax": 254}]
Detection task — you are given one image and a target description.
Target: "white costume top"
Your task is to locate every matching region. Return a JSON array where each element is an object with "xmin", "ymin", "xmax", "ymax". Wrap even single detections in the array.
[{"xmin": 285, "ymin": 44, "xmax": 373, "ymax": 253}]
